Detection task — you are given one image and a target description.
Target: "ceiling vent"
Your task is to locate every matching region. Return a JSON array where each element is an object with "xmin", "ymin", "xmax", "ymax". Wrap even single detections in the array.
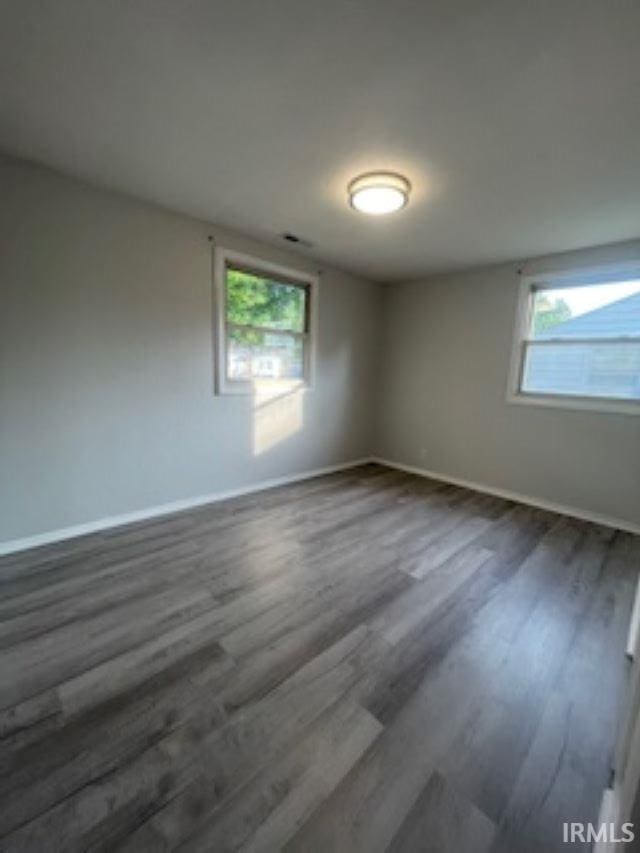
[{"xmin": 282, "ymin": 232, "xmax": 313, "ymax": 249}]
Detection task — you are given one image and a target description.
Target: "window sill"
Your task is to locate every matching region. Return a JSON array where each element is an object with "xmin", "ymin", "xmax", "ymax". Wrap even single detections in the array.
[
  {"xmin": 216, "ymin": 378, "xmax": 311, "ymax": 397},
  {"xmin": 506, "ymin": 391, "xmax": 640, "ymax": 416}
]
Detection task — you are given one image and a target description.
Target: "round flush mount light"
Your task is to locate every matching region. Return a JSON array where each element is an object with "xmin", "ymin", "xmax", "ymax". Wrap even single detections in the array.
[{"xmin": 348, "ymin": 171, "xmax": 411, "ymax": 215}]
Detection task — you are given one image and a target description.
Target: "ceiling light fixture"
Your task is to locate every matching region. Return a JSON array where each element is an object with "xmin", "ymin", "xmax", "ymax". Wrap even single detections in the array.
[{"xmin": 348, "ymin": 171, "xmax": 411, "ymax": 215}]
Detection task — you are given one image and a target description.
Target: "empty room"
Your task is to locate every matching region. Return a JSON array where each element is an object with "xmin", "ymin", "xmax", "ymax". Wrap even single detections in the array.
[{"xmin": 2, "ymin": 2, "xmax": 640, "ymax": 851}]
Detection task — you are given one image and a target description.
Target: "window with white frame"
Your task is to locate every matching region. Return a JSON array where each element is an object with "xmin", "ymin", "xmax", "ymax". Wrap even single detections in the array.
[
  {"xmin": 509, "ymin": 269, "xmax": 640, "ymax": 412},
  {"xmin": 215, "ymin": 249, "xmax": 316, "ymax": 394}
]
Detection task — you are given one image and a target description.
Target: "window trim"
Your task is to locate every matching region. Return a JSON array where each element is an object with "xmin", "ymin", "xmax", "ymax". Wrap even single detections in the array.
[
  {"xmin": 214, "ymin": 247, "xmax": 318, "ymax": 395},
  {"xmin": 506, "ymin": 263, "xmax": 640, "ymax": 416}
]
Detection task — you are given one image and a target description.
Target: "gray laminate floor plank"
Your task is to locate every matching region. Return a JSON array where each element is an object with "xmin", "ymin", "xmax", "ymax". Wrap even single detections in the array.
[
  {"xmin": 387, "ymin": 770, "xmax": 496, "ymax": 853},
  {"xmin": 0, "ymin": 464, "xmax": 637, "ymax": 852}
]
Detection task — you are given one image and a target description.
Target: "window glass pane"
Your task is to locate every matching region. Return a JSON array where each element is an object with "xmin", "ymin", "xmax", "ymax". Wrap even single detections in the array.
[
  {"xmin": 226, "ymin": 266, "xmax": 307, "ymax": 332},
  {"xmin": 522, "ymin": 341, "xmax": 640, "ymax": 400},
  {"xmin": 531, "ymin": 280, "xmax": 640, "ymax": 340},
  {"xmin": 227, "ymin": 328, "xmax": 304, "ymax": 381}
]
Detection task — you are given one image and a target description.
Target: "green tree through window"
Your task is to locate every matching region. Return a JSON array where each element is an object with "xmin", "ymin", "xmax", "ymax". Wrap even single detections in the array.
[
  {"xmin": 223, "ymin": 264, "xmax": 310, "ymax": 383},
  {"xmin": 532, "ymin": 295, "xmax": 571, "ymax": 335},
  {"xmin": 226, "ymin": 268, "xmax": 306, "ymax": 333}
]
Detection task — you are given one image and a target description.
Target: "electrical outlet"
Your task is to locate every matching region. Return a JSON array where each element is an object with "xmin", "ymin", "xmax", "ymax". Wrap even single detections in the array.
[{"xmin": 420, "ymin": 448, "xmax": 427, "ymax": 461}]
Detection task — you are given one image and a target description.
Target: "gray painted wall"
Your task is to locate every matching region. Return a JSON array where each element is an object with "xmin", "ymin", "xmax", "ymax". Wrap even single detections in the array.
[
  {"xmin": 2, "ymin": 157, "xmax": 638, "ymax": 544},
  {"xmin": 0, "ymin": 158, "xmax": 383, "ymax": 542},
  {"xmin": 376, "ymin": 241, "xmax": 640, "ymax": 528}
]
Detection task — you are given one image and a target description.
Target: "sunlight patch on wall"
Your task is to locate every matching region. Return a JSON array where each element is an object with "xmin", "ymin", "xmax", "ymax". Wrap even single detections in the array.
[{"xmin": 252, "ymin": 381, "xmax": 304, "ymax": 456}]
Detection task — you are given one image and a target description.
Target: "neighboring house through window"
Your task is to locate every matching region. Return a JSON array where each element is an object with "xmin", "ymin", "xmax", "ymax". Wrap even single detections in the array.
[{"xmin": 509, "ymin": 266, "xmax": 640, "ymax": 414}]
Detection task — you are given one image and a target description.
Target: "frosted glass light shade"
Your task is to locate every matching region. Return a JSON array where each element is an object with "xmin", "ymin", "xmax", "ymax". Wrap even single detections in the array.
[{"xmin": 348, "ymin": 172, "xmax": 410, "ymax": 215}]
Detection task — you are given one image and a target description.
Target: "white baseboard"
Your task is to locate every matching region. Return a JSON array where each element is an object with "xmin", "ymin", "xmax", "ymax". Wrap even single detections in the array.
[
  {"xmin": 0, "ymin": 457, "xmax": 374, "ymax": 557},
  {"xmin": 372, "ymin": 456, "xmax": 640, "ymax": 536},
  {"xmin": 4, "ymin": 455, "xmax": 638, "ymax": 557}
]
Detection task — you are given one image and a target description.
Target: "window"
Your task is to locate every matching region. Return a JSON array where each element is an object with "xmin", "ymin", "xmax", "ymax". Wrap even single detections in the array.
[
  {"xmin": 214, "ymin": 249, "xmax": 317, "ymax": 394},
  {"xmin": 508, "ymin": 267, "xmax": 640, "ymax": 414}
]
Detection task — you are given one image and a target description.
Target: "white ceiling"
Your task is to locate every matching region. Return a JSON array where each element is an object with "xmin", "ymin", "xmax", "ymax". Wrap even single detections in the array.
[{"xmin": 1, "ymin": 0, "xmax": 639, "ymax": 282}]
